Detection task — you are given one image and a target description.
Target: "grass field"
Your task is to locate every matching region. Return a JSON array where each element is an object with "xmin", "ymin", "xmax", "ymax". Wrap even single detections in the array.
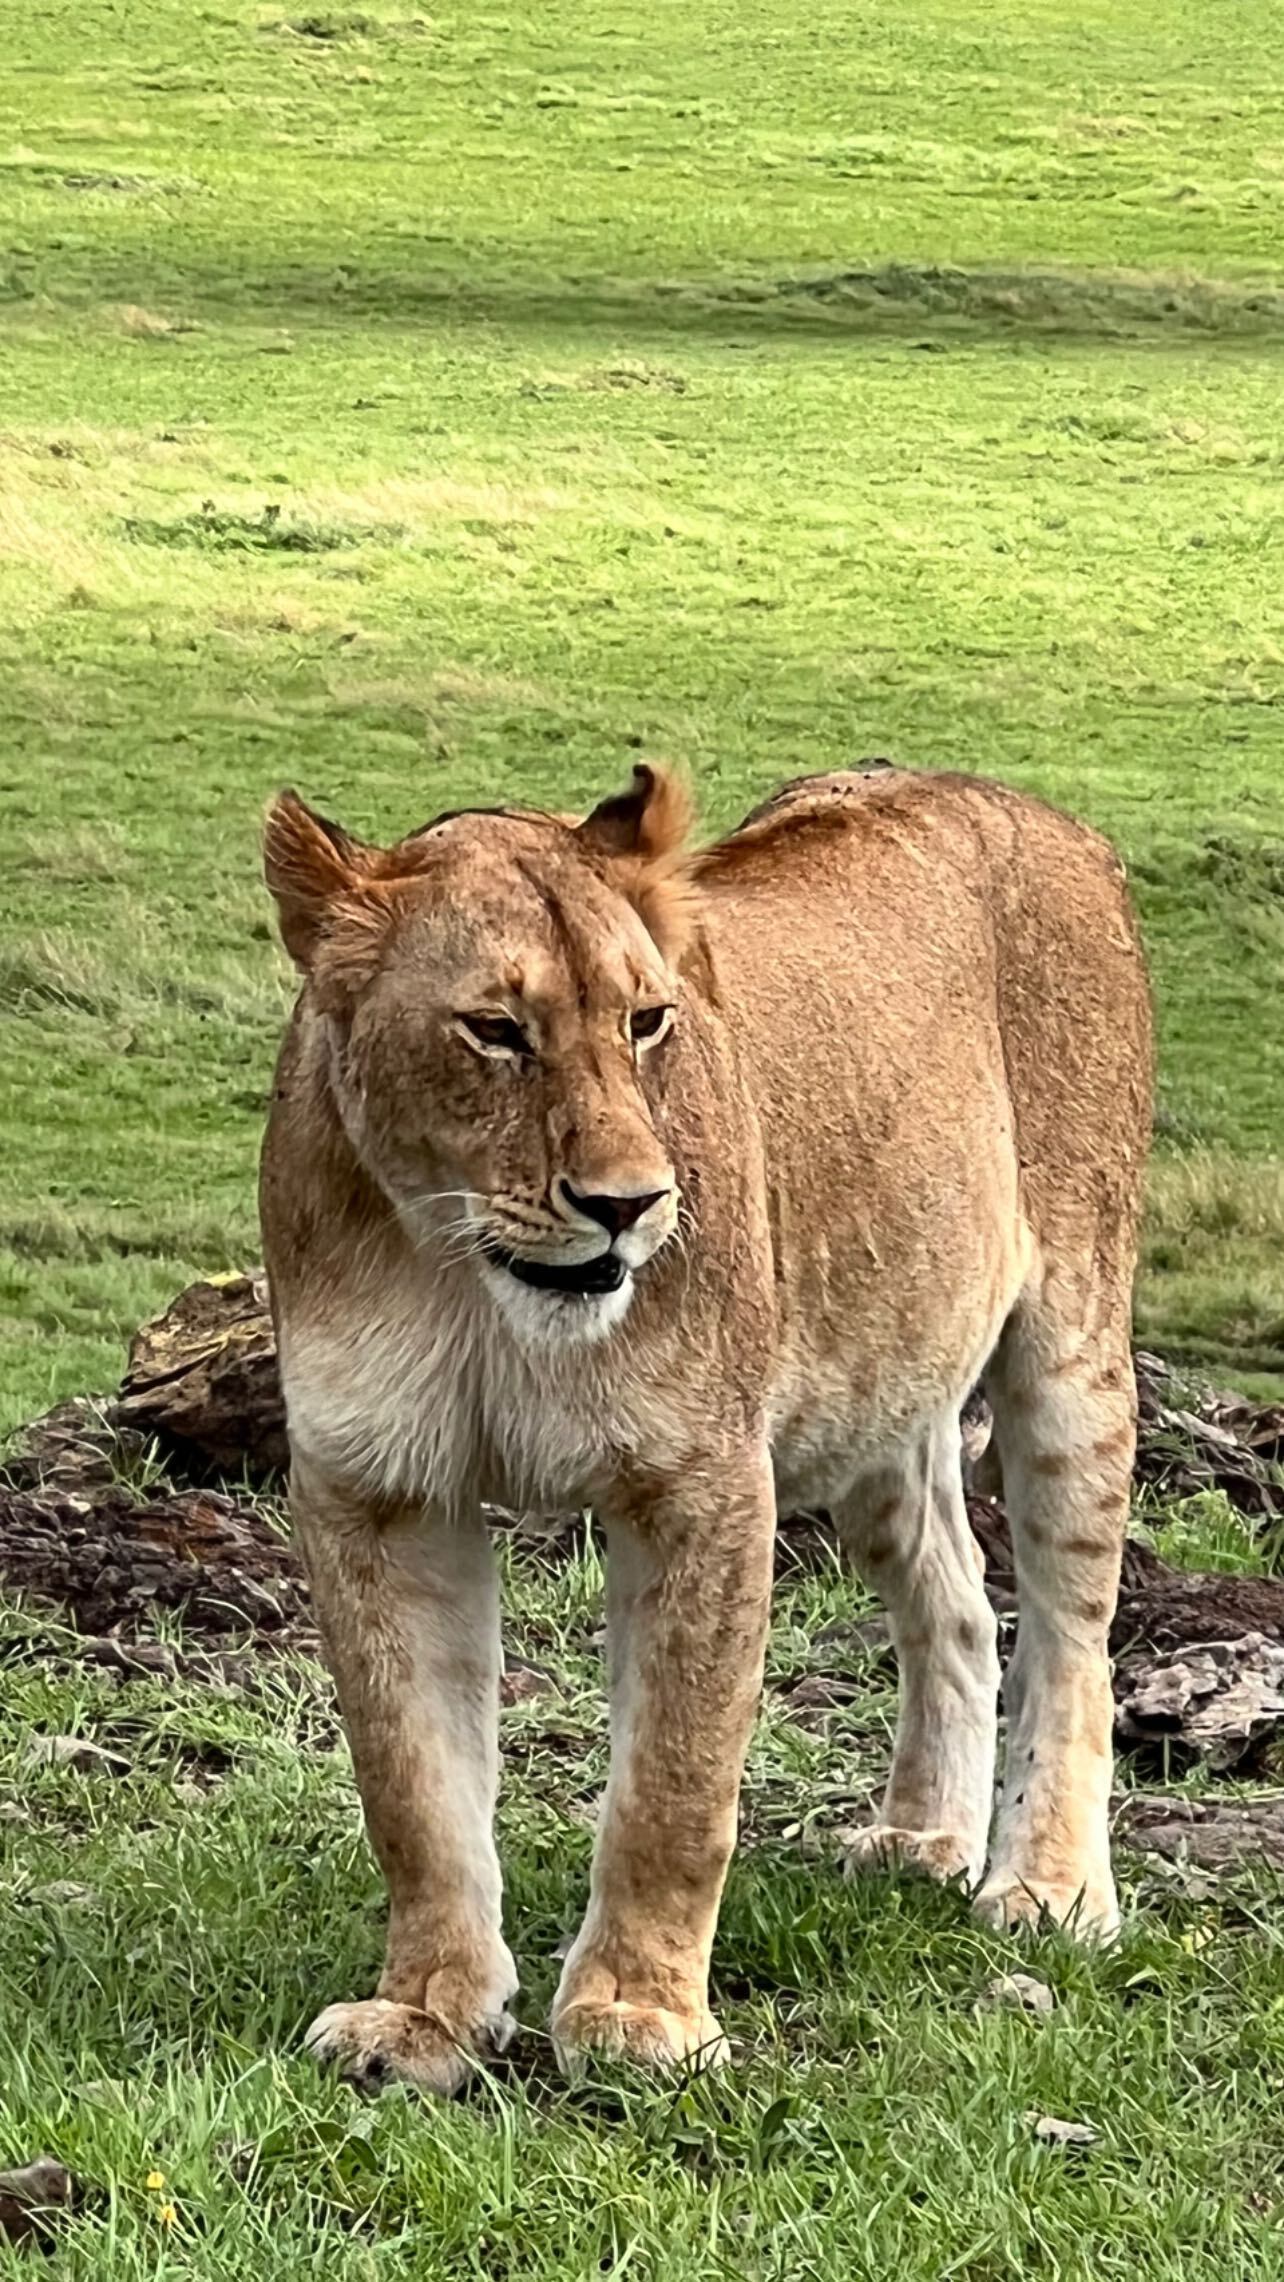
[
  {"xmin": 2, "ymin": 1516, "xmax": 1282, "ymax": 2281},
  {"xmin": 2, "ymin": 3, "xmax": 1284, "ymax": 2274},
  {"xmin": 2, "ymin": 0, "xmax": 1284, "ymax": 1420}
]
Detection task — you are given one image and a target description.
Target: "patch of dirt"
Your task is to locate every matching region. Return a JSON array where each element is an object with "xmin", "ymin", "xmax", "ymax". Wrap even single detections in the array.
[
  {"xmin": 1114, "ymin": 1570, "xmax": 1284, "ymax": 1654},
  {"xmin": 0, "ymin": 1474, "xmax": 313, "ymax": 1649}
]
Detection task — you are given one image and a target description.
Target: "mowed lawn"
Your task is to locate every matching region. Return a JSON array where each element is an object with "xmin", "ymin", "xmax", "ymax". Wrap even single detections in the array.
[{"xmin": 1, "ymin": 4, "xmax": 1284, "ymax": 2277}]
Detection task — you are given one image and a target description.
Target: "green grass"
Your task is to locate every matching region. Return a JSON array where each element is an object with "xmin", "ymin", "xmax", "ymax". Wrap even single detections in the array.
[
  {"xmin": 0, "ymin": 1538, "xmax": 1281, "ymax": 2279},
  {"xmin": 1, "ymin": 0, "xmax": 1284, "ymax": 1417}
]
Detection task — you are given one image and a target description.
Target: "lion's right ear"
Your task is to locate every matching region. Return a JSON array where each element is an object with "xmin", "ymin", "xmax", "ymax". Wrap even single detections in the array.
[
  {"xmin": 577, "ymin": 762, "xmax": 694, "ymax": 865},
  {"xmin": 263, "ymin": 790, "xmax": 375, "ymax": 969},
  {"xmin": 576, "ymin": 763, "xmax": 701, "ymax": 964}
]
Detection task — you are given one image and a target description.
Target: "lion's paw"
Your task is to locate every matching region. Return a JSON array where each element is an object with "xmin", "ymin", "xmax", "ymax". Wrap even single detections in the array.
[
  {"xmin": 973, "ymin": 1870, "xmax": 1119, "ymax": 1943},
  {"xmin": 552, "ymin": 1998, "xmax": 728, "ymax": 2077},
  {"xmin": 842, "ymin": 1823, "xmax": 977, "ymax": 1884},
  {"xmin": 305, "ymin": 1995, "xmax": 516, "ymax": 2097}
]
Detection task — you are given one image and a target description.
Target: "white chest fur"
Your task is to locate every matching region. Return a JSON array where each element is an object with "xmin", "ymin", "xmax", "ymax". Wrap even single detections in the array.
[
  {"xmin": 279, "ymin": 1251, "xmax": 706, "ymax": 1513},
  {"xmin": 285, "ymin": 1286, "xmax": 592, "ymax": 1513}
]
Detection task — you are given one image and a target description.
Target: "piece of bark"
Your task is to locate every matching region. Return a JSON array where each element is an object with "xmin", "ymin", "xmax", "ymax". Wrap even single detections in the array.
[
  {"xmin": 1115, "ymin": 1793, "xmax": 1284, "ymax": 1873},
  {"xmin": 74, "ymin": 1637, "xmax": 180, "ymax": 1682},
  {"xmin": 1114, "ymin": 1634, "xmax": 1284, "ymax": 1771},
  {"xmin": 115, "ymin": 1272, "xmax": 287, "ymax": 1480},
  {"xmin": 1, "ymin": 1400, "xmax": 150, "ymax": 1496}
]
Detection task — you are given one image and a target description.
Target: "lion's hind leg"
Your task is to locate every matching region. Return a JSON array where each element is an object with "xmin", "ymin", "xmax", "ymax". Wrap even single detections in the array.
[
  {"xmin": 973, "ymin": 1266, "xmax": 1132, "ymax": 1941},
  {"xmin": 835, "ymin": 1419, "xmax": 999, "ymax": 1889}
]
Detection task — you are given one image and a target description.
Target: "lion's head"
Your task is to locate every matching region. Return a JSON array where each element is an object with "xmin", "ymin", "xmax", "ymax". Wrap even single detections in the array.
[{"xmin": 264, "ymin": 765, "xmax": 699, "ymax": 1347}]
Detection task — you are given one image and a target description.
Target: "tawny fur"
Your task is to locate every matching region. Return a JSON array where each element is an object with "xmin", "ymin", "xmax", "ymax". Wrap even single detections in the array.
[{"xmin": 260, "ymin": 762, "xmax": 1152, "ymax": 2090}]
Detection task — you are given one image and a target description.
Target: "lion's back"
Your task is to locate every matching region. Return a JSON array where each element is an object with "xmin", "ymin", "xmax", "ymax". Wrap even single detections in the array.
[
  {"xmin": 688, "ymin": 767, "xmax": 1151, "ymax": 1463},
  {"xmin": 698, "ymin": 765, "xmax": 1151, "ymax": 1199}
]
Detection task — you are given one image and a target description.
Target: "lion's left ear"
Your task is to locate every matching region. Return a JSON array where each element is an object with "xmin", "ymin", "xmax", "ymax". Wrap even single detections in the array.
[{"xmin": 577, "ymin": 763, "xmax": 700, "ymax": 963}]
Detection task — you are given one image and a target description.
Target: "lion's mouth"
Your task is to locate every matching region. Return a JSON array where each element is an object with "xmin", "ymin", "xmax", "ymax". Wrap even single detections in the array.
[{"xmin": 483, "ymin": 1242, "xmax": 629, "ymax": 1298}]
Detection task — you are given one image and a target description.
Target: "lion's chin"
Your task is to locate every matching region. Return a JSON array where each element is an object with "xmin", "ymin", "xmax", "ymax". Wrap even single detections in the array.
[{"xmin": 480, "ymin": 1258, "xmax": 636, "ymax": 1351}]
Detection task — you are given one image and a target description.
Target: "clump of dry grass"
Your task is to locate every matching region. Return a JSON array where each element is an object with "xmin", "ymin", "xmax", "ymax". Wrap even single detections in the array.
[
  {"xmin": 1138, "ymin": 1153, "xmax": 1284, "ymax": 1378},
  {"xmin": 1147, "ymin": 1152, "xmax": 1284, "ymax": 1248}
]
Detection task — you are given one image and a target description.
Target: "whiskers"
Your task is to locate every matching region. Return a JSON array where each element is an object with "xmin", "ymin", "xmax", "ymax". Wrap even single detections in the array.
[
  {"xmin": 670, "ymin": 1193, "xmax": 698, "ymax": 1309},
  {"xmin": 379, "ymin": 1182, "xmax": 692, "ymax": 1314},
  {"xmin": 396, "ymin": 1187, "xmax": 568, "ymax": 1275},
  {"xmin": 397, "ymin": 1189, "xmax": 493, "ymax": 1269}
]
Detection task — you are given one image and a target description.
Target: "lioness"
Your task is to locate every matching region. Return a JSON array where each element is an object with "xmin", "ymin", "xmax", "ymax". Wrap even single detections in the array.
[{"xmin": 261, "ymin": 762, "xmax": 1151, "ymax": 2091}]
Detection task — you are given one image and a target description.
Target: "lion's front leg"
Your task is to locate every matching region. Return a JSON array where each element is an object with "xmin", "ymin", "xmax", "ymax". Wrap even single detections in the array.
[
  {"xmin": 293, "ymin": 1461, "xmax": 517, "ymax": 2095},
  {"xmin": 552, "ymin": 1447, "xmax": 775, "ymax": 2073}
]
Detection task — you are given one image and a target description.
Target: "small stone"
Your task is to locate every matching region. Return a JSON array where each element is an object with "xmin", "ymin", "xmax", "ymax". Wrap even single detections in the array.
[
  {"xmin": 499, "ymin": 1660, "xmax": 558, "ymax": 1706},
  {"xmin": 1028, "ymin": 2112, "xmax": 1097, "ymax": 2147},
  {"xmin": 983, "ymin": 1972, "xmax": 1055, "ymax": 2015},
  {"xmin": 28, "ymin": 1882, "xmax": 96, "ymax": 1907}
]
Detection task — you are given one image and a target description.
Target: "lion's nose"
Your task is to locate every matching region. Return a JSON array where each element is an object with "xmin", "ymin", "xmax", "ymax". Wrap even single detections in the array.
[{"xmin": 560, "ymin": 1183, "xmax": 669, "ymax": 1239}]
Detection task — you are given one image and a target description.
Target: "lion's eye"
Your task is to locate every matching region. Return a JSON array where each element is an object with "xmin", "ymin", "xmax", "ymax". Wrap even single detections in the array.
[
  {"xmin": 630, "ymin": 1004, "xmax": 672, "ymax": 1044},
  {"xmin": 459, "ymin": 1012, "xmax": 530, "ymax": 1056}
]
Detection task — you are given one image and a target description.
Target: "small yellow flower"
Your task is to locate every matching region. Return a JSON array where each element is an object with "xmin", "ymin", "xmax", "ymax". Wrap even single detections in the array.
[
  {"xmin": 145, "ymin": 2172, "xmax": 166, "ymax": 2193},
  {"xmin": 158, "ymin": 2203, "xmax": 178, "ymax": 2229}
]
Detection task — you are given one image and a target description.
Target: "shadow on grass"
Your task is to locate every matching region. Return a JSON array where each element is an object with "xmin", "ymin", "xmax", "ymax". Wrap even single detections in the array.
[
  {"xmin": 24, "ymin": 254, "xmax": 1284, "ymax": 347},
  {"xmin": 320, "ymin": 261, "xmax": 1284, "ymax": 346}
]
